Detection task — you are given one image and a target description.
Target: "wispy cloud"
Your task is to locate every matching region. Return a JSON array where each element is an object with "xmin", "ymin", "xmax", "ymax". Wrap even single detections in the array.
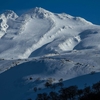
[{"xmin": 15, "ymin": 9, "xmax": 30, "ymax": 15}]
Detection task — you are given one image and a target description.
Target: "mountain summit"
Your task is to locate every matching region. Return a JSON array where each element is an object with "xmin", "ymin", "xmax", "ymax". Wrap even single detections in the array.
[{"xmin": 25, "ymin": 7, "xmax": 53, "ymax": 18}]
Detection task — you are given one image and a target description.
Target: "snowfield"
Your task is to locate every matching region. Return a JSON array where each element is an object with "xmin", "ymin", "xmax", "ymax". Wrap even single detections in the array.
[{"xmin": 0, "ymin": 7, "xmax": 100, "ymax": 100}]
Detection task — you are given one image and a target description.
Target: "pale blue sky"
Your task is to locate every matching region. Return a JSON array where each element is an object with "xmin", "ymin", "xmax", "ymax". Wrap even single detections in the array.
[{"xmin": 0, "ymin": 0, "xmax": 100, "ymax": 25}]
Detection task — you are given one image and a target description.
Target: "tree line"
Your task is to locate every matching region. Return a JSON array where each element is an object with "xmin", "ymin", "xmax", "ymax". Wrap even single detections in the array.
[{"xmin": 35, "ymin": 80, "xmax": 100, "ymax": 100}]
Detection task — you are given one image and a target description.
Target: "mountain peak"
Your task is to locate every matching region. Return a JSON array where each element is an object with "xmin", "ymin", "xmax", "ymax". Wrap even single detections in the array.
[
  {"xmin": 25, "ymin": 7, "xmax": 52, "ymax": 18},
  {"xmin": 33, "ymin": 7, "xmax": 47, "ymax": 12},
  {"xmin": 3, "ymin": 10, "xmax": 18, "ymax": 19}
]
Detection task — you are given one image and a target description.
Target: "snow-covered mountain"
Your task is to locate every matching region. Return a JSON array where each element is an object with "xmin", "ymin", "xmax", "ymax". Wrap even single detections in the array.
[
  {"xmin": 0, "ymin": 7, "xmax": 100, "ymax": 100},
  {"xmin": 0, "ymin": 7, "xmax": 100, "ymax": 59}
]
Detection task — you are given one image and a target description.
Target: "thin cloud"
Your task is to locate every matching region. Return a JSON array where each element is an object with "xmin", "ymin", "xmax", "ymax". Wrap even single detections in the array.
[{"xmin": 15, "ymin": 9, "xmax": 29, "ymax": 15}]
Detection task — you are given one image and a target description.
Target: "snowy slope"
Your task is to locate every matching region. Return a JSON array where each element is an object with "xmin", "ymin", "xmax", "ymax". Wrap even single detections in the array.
[
  {"xmin": 0, "ymin": 7, "xmax": 100, "ymax": 100},
  {"xmin": 0, "ymin": 57, "xmax": 100, "ymax": 100}
]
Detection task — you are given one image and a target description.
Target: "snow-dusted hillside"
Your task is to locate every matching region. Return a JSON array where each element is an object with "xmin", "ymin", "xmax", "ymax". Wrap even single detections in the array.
[
  {"xmin": 0, "ymin": 57, "xmax": 100, "ymax": 100},
  {"xmin": 0, "ymin": 7, "xmax": 100, "ymax": 100}
]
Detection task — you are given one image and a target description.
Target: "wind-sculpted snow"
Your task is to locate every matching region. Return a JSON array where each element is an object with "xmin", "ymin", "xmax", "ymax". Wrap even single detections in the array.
[{"xmin": 0, "ymin": 10, "xmax": 18, "ymax": 37}]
